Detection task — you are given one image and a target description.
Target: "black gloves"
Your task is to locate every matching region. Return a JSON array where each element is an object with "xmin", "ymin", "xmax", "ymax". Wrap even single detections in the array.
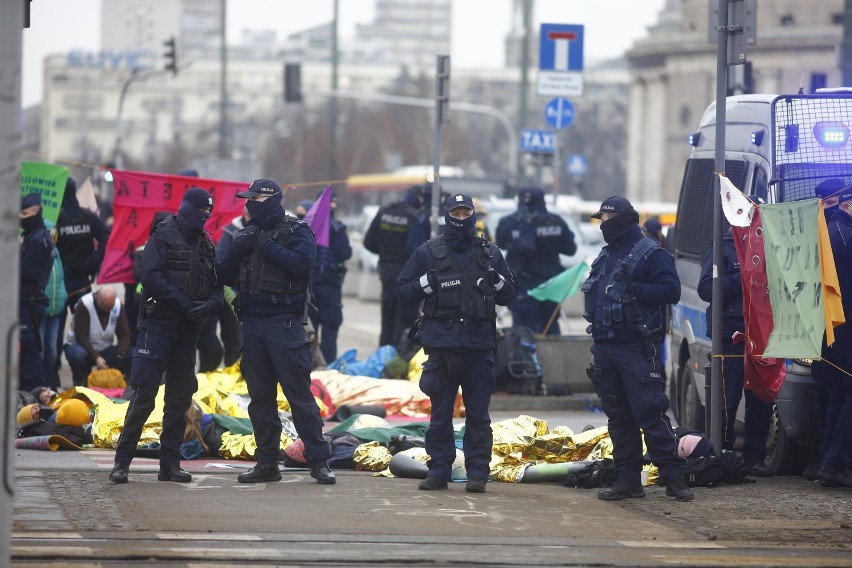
[
  {"xmin": 232, "ymin": 227, "xmax": 259, "ymax": 255},
  {"xmin": 188, "ymin": 299, "xmax": 216, "ymax": 321}
]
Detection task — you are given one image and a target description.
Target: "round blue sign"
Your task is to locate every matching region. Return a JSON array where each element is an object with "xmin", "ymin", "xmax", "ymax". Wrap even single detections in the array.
[{"xmin": 544, "ymin": 97, "xmax": 575, "ymax": 129}]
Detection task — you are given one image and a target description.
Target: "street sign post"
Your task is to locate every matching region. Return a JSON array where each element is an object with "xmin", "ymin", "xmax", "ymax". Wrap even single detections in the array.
[
  {"xmin": 538, "ymin": 23, "xmax": 584, "ymax": 96},
  {"xmin": 544, "ymin": 97, "xmax": 575, "ymax": 129}
]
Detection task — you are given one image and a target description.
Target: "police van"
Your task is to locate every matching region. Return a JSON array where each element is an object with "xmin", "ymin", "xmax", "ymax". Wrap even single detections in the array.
[{"xmin": 669, "ymin": 91, "xmax": 852, "ymax": 474}]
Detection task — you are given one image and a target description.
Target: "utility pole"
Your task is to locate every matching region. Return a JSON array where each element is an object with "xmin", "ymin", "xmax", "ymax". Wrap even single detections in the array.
[
  {"xmin": 0, "ymin": 4, "xmax": 25, "ymax": 566},
  {"xmin": 330, "ymin": 0, "xmax": 340, "ymax": 181},
  {"xmin": 517, "ymin": 0, "xmax": 532, "ymax": 181},
  {"xmin": 218, "ymin": 0, "xmax": 228, "ymax": 159},
  {"xmin": 432, "ymin": 55, "xmax": 451, "ymax": 237}
]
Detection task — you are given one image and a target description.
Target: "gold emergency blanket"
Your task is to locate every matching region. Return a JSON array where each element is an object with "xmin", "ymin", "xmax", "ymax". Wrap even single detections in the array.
[{"xmin": 218, "ymin": 432, "xmax": 293, "ymax": 460}]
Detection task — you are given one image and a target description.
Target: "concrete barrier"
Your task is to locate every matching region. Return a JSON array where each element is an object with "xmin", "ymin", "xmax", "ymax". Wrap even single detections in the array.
[{"xmin": 536, "ymin": 335, "xmax": 595, "ymax": 395}]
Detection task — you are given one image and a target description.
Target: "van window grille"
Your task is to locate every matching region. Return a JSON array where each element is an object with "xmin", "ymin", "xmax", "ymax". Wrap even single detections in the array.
[{"xmin": 674, "ymin": 158, "xmax": 746, "ymax": 261}]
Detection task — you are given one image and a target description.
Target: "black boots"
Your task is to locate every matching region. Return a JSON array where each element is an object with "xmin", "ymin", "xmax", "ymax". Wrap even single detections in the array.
[
  {"xmin": 597, "ymin": 481, "xmax": 646, "ymax": 501},
  {"xmin": 310, "ymin": 461, "xmax": 337, "ymax": 485},
  {"xmin": 238, "ymin": 463, "xmax": 283, "ymax": 483},
  {"xmin": 158, "ymin": 464, "xmax": 192, "ymax": 482},
  {"xmin": 665, "ymin": 476, "xmax": 695, "ymax": 502},
  {"xmin": 109, "ymin": 463, "xmax": 129, "ymax": 484},
  {"xmin": 465, "ymin": 478, "xmax": 487, "ymax": 493},
  {"xmin": 418, "ymin": 476, "xmax": 448, "ymax": 490}
]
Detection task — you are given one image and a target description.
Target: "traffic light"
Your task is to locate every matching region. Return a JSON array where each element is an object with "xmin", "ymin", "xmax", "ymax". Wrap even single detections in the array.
[
  {"xmin": 284, "ymin": 63, "xmax": 302, "ymax": 103},
  {"xmin": 163, "ymin": 36, "xmax": 177, "ymax": 76}
]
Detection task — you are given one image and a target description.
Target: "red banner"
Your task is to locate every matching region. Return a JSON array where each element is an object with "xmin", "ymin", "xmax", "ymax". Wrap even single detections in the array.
[
  {"xmin": 98, "ymin": 170, "xmax": 247, "ymax": 284},
  {"xmin": 732, "ymin": 208, "xmax": 786, "ymax": 403}
]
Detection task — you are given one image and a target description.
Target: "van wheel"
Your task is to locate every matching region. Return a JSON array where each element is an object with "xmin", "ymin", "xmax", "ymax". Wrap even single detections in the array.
[
  {"xmin": 765, "ymin": 406, "xmax": 809, "ymax": 475},
  {"xmin": 679, "ymin": 364, "xmax": 705, "ymax": 432}
]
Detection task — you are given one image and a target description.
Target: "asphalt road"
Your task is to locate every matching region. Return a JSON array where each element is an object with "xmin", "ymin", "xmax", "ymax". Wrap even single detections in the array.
[{"xmin": 10, "ymin": 294, "xmax": 852, "ymax": 566}]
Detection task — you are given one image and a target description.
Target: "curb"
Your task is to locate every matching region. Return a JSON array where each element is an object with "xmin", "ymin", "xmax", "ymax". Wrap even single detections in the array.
[{"xmin": 490, "ymin": 393, "xmax": 601, "ymax": 412}]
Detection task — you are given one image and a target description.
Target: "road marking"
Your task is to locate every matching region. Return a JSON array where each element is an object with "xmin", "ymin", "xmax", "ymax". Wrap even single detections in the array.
[
  {"xmin": 619, "ymin": 541, "xmax": 725, "ymax": 549},
  {"xmin": 156, "ymin": 533, "xmax": 262, "ymax": 541},
  {"xmin": 12, "ymin": 532, "xmax": 83, "ymax": 539}
]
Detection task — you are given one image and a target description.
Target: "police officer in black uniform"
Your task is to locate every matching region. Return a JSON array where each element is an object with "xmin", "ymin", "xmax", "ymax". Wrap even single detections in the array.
[
  {"xmin": 218, "ymin": 178, "xmax": 335, "ymax": 485},
  {"xmin": 581, "ymin": 196, "xmax": 693, "ymax": 502},
  {"xmin": 55, "ymin": 178, "xmax": 110, "ymax": 350},
  {"xmin": 310, "ymin": 193, "xmax": 352, "ymax": 363},
  {"xmin": 109, "ymin": 188, "xmax": 222, "ymax": 484},
  {"xmin": 698, "ymin": 228, "xmax": 773, "ymax": 476},
  {"xmin": 396, "ymin": 194, "xmax": 515, "ymax": 493},
  {"xmin": 364, "ymin": 184, "xmax": 430, "ymax": 347},
  {"xmin": 495, "ymin": 186, "xmax": 576, "ymax": 334},
  {"xmin": 19, "ymin": 193, "xmax": 54, "ymax": 392},
  {"xmin": 816, "ymin": 186, "xmax": 852, "ymax": 487}
]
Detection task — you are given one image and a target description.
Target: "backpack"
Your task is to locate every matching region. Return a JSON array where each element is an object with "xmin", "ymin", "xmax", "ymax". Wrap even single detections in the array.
[
  {"xmin": 682, "ymin": 449, "xmax": 752, "ymax": 487},
  {"xmin": 494, "ymin": 326, "xmax": 543, "ymax": 395}
]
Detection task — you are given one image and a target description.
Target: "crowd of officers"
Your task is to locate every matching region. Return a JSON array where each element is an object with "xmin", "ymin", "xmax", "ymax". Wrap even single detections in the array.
[{"xmin": 17, "ymin": 174, "xmax": 851, "ymax": 495}]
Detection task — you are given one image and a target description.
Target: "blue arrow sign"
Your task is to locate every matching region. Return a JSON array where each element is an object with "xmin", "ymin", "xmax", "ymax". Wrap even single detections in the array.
[
  {"xmin": 544, "ymin": 98, "xmax": 575, "ymax": 129},
  {"xmin": 520, "ymin": 128, "xmax": 556, "ymax": 154}
]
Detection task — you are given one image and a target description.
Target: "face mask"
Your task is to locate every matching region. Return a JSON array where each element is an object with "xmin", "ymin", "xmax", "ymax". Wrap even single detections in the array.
[
  {"xmin": 20, "ymin": 214, "xmax": 42, "ymax": 234},
  {"xmin": 600, "ymin": 212, "xmax": 638, "ymax": 244},
  {"xmin": 178, "ymin": 202, "xmax": 210, "ymax": 232},
  {"xmin": 443, "ymin": 210, "xmax": 476, "ymax": 249},
  {"xmin": 825, "ymin": 204, "xmax": 840, "ymax": 219},
  {"xmin": 245, "ymin": 194, "xmax": 282, "ymax": 227}
]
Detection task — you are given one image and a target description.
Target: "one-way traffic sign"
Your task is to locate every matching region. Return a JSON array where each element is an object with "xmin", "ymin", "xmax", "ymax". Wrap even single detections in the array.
[{"xmin": 520, "ymin": 128, "xmax": 556, "ymax": 154}]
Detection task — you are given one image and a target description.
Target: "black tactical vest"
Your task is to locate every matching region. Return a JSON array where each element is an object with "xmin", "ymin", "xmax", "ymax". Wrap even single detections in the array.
[
  {"xmin": 581, "ymin": 237, "xmax": 664, "ymax": 340},
  {"xmin": 158, "ymin": 216, "xmax": 216, "ymax": 301},
  {"xmin": 422, "ymin": 235, "xmax": 496, "ymax": 322},
  {"xmin": 238, "ymin": 216, "xmax": 309, "ymax": 297}
]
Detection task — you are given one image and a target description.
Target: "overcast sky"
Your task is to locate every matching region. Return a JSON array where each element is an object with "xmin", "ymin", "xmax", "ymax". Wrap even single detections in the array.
[{"xmin": 22, "ymin": 0, "xmax": 665, "ymax": 107}]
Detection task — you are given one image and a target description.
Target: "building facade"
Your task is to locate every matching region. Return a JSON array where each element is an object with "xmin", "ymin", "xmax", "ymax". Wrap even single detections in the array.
[{"xmin": 626, "ymin": 0, "xmax": 845, "ymax": 203}]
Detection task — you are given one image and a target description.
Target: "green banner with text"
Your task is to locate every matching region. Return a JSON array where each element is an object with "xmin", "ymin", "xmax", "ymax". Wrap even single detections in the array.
[
  {"xmin": 761, "ymin": 199, "xmax": 824, "ymax": 358},
  {"xmin": 20, "ymin": 161, "xmax": 68, "ymax": 225}
]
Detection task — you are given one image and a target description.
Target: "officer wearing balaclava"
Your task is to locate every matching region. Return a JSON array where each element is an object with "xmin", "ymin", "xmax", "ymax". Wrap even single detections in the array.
[
  {"xmin": 495, "ymin": 186, "xmax": 576, "ymax": 334},
  {"xmin": 396, "ymin": 193, "xmax": 515, "ymax": 494},
  {"xmin": 581, "ymin": 195, "xmax": 693, "ymax": 502},
  {"xmin": 110, "ymin": 187, "xmax": 223, "ymax": 485},
  {"xmin": 19, "ymin": 193, "xmax": 54, "ymax": 392},
  {"xmin": 217, "ymin": 178, "xmax": 336, "ymax": 486}
]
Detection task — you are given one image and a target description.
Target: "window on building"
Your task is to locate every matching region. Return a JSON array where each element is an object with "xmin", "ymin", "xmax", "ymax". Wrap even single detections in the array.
[
  {"xmin": 810, "ymin": 73, "xmax": 828, "ymax": 93},
  {"xmin": 833, "ymin": 13, "xmax": 843, "ymax": 25},
  {"xmin": 780, "ymin": 15, "xmax": 794, "ymax": 27}
]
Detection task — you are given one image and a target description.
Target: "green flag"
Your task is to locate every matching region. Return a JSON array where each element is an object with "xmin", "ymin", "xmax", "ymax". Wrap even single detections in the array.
[
  {"xmin": 20, "ymin": 161, "xmax": 68, "ymax": 225},
  {"xmin": 527, "ymin": 261, "xmax": 590, "ymax": 303},
  {"xmin": 761, "ymin": 199, "xmax": 823, "ymax": 358}
]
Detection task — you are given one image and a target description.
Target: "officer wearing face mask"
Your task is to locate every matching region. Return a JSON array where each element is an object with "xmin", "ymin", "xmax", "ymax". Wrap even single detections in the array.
[
  {"xmin": 19, "ymin": 193, "xmax": 54, "ymax": 392},
  {"xmin": 812, "ymin": 181, "xmax": 852, "ymax": 487},
  {"xmin": 218, "ymin": 178, "xmax": 336, "ymax": 486},
  {"xmin": 396, "ymin": 194, "xmax": 515, "ymax": 494},
  {"xmin": 495, "ymin": 186, "xmax": 576, "ymax": 334},
  {"xmin": 110, "ymin": 187, "xmax": 222, "ymax": 485},
  {"xmin": 581, "ymin": 196, "xmax": 693, "ymax": 502}
]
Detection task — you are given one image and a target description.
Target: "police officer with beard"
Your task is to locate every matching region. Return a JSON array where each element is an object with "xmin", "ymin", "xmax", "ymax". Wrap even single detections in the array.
[
  {"xmin": 581, "ymin": 196, "xmax": 693, "ymax": 502},
  {"xmin": 495, "ymin": 186, "xmax": 576, "ymax": 334},
  {"xmin": 218, "ymin": 178, "xmax": 335, "ymax": 485},
  {"xmin": 110, "ymin": 188, "xmax": 222, "ymax": 484},
  {"xmin": 396, "ymin": 194, "xmax": 515, "ymax": 493},
  {"xmin": 19, "ymin": 193, "xmax": 54, "ymax": 392},
  {"xmin": 364, "ymin": 184, "xmax": 431, "ymax": 347}
]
